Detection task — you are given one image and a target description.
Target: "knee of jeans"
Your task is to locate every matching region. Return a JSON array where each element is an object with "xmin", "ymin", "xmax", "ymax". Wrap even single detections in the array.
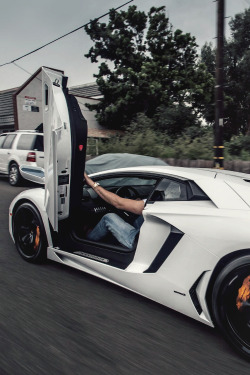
[{"xmin": 103, "ymin": 213, "xmax": 119, "ymax": 223}]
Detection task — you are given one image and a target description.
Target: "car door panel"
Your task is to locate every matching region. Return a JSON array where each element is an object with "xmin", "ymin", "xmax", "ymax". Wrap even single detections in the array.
[
  {"xmin": 42, "ymin": 69, "xmax": 72, "ymax": 231},
  {"xmin": 42, "ymin": 67, "xmax": 87, "ymax": 231}
]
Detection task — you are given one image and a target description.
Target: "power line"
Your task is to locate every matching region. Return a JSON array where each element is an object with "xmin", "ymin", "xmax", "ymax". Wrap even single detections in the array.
[
  {"xmin": 0, "ymin": 0, "xmax": 134, "ymax": 68},
  {"xmin": 12, "ymin": 62, "xmax": 34, "ymax": 77},
  {"xmin": 13, "ymin": 62, "xmax": 42, "ymax": 82}
]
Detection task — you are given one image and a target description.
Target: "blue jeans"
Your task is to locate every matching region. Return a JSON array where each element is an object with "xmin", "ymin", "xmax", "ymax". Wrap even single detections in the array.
[{"xmin": 87, "ymin": 213, "xmax": 143, "ymax": 250}]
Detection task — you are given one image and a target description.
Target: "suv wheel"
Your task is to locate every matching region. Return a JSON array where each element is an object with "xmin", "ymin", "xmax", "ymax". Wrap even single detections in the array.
[{"xmin": 9, "ymin": 162, "xmax": 22, "ymax": 186}]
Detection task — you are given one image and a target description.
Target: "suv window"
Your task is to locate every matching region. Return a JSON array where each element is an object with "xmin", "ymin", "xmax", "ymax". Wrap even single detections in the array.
[
  {"xmin": 33, "ymin": 135, "xmax": 44, "ymax": 151},
  {"xmin": 16, "ymin": 134, "xmax": 44, "ymax": 151},
  {"xmin": 0, "ymin": 134, "xmax": 7, "ymax": 148},
  {"xmin": 2, "ymin": 134, "xmax": 16, "ymax": 149}
]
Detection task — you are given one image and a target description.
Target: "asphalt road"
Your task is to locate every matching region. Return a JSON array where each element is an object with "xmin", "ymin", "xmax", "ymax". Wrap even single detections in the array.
[{"xmin": 0, "ymin": 177, "xmax": 249, "ymax": 375}]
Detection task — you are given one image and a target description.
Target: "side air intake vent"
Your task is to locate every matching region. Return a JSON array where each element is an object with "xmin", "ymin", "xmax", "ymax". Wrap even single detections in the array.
[
  {"xmin": 189, "ymin": 272, "xmax": 206, "ymax": 315},
  {"xmin": 144, "ymin": 226, "xmax": 183, "ymax": 273}
]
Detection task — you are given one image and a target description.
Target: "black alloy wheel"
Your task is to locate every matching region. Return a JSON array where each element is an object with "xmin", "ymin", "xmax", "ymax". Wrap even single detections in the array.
[
  {"xmin": 9, "ymin": 162, "xmax": 22, "ymax": 186},
  {"xmin": 212, "ymin": 256, "xmax": 250, "ymax": 359},
  {"xmin": 13, "ymin": 203, "xmax": 47, "ymax": 263}
]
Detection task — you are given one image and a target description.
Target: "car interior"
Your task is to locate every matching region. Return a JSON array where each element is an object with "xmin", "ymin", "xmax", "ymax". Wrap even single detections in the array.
[
  {"xmin": 67, "ymin": 173, "xmax": 209, "ymax": 246},
  {"xmin": 73, "ymin": 174, "xmax": 159, "ymax": 244},
  {"xmin": 53, "ymin": 171, "xmax": 210, "ymax": 269}
]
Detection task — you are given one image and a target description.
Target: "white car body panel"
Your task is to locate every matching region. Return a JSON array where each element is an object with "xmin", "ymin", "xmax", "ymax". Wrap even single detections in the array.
[
  {"xmin": 46, "ymin": 244, "xmax": 216, "ymax": 327},
  {"xmin": 144, "ymin": 200, "xmax": 250, "ymax": 258},
  {"xmin": 225, "ymin": 179, "xmax": 250, "ymax": 207},
  {"xmin": 195, "ymin": 178, "xmax": 249, "ymax": 209}
]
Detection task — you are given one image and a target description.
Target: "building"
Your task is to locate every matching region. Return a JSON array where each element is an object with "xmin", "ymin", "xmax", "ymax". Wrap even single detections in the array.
[
  {"xmin": 0, "ymin": 87, "xmax": 18, "ymax": 133},
  {"xmin": 0, "ymin": 66, "xmax": 124, "ymax": 155},
  {"xmin": 0, "ymin": 66, "xmax": 103, "ymax": 136}
]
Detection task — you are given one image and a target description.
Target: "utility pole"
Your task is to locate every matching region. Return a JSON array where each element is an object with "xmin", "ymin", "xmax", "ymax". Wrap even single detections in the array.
[{"xmin": 214, "ymin": 0, "xmax": 225, "ymax": 169}]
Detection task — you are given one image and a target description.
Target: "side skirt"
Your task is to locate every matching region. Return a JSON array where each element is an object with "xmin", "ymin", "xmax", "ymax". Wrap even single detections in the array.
[{"xmin": 51, "ymin": 221, "xmax": 136, "ymax": 270}]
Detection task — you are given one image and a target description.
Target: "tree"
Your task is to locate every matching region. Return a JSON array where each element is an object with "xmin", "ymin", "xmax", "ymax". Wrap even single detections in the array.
[
  {"xmin": 154, "ymin": 104, "xmax": 202, "ymax": 137},
  {"xmin": 200, "ymin": 42, "xmax": 216, "ymax": 124},
  {"xmin": 201, "ymin": 8, "xmax": 250, "ymax": 139},
  {"xmin": 226, "ymin": 8, "xmax": 250, "ymax": 136},
  {"xmin": 84, "ymin": 5, "xmax": 213, "ymax": 131}
]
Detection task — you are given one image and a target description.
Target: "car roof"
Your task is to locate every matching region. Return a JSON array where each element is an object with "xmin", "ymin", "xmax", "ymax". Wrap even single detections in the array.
[
  {"xmin": 1, "ymin": 130, "xmax": 43, "ymax": 135},
  {"xmin": 90, "ymin": 165, "xmax": 250, "ymax": 180}
]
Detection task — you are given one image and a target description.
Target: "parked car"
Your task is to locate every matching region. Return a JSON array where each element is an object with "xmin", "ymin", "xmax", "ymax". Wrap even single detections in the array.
[
  {"xmin": 0, "ymin": 130, "xmax": 44, "ymax": 186},
  {"xmin": 9, "ymin": 68, "xmax": 250, "ymax": 360},
  {"xmin": 85, "ymin": 153, "xmax": 167, "ymax": 175}
]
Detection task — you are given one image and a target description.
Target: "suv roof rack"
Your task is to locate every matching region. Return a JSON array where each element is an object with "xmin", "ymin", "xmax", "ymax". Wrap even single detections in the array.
[{"xmin": 15, "ymin": 129, "xmax": 41, "ymax": 133}]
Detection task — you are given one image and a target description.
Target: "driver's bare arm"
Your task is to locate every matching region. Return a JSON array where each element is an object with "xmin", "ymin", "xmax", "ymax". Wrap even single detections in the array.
[{"xmin": 84, "ymin": 172, "xmax": 144, "ymax": 215}]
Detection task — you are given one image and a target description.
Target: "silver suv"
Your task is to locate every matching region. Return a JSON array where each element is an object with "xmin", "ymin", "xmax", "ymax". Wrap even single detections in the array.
[{"xmin": 0, "ymin": 130, "xmax": 44, "ymax": 186}]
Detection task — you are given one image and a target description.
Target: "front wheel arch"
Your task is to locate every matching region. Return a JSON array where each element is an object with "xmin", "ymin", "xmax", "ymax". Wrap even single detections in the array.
[{"xmin": 206, "ymin": 249, "xmax": 250, "ymax": 318}]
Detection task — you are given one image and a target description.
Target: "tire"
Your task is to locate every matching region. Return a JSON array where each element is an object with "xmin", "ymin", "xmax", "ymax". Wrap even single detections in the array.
[
  {"xmin": 9, "ymin": 162, "xmax": 22, "ymax": 186},
  {"xmin": 212, "ymin": 255, "xmax": 250, "ymax": 359},
  {"xmin": 13, "ymin": 203, "xmax": 48, "ymax": 263}
]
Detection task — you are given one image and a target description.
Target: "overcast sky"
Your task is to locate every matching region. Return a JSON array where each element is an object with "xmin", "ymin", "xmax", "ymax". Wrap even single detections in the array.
[{"xmin": 0, "ymin": 0, "xmax": 249, "ymax": 91}]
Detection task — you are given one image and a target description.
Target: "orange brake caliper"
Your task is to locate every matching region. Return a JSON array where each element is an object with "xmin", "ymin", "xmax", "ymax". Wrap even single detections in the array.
[{"xmin": 34, "ymin": 226, "xmax": 40, "ymax": 251}]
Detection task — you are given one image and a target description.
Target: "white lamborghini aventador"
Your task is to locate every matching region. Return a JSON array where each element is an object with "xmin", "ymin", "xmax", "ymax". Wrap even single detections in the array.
[{"xmin": 9, "ymin": 68, "xmax": 250, "ymax": 359}]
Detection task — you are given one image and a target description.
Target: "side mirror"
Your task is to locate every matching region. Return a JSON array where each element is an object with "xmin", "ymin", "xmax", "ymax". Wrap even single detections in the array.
[{"xmin": 20, "ymin": 165, "xmax": 45, "ymax": 185}]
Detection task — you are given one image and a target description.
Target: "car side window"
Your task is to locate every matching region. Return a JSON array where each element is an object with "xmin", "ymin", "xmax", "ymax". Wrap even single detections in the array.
[
  {"xmin": 83, "ymin": 175, "xmax": 158, "ymax": 201},
  {"xmin": 0, "ymin": 135, "xmax": 7, "ymax": 148},
  {"xmin": 16, "ymin": 134, "xmax": 44, "ymax": 151},
  {"xmin": 16, "ymin": 134, "xmax": 36, "ymax": 150},
  {"xmin": 2, "ymin": 134, "xmax": 16, "ymax": 149},
  {"xmin": 149, "ymin": 178, "xmax": 187, "ymax": 202},
  {"xmin": 149, "ymin": 178, "xmax": 209, "ymax": 202},
  {"xmin": 33, "ymin": 135, "xmax": 44, "ymax": 151}
]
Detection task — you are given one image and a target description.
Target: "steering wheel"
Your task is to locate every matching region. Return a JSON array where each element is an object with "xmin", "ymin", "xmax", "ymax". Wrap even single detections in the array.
[{"xmin": 115, "ymin": 186, "xmax": 139, "ymax": 200}]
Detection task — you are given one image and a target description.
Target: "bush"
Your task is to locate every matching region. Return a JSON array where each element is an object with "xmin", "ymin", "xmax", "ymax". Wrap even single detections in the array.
[
  {"xmin": 98, "ymin": 128, "xmax": 168, "ymax": 157},
  {"xmin": 98, "ymin": 113, "xmax": 214, "ymax": 160},
  {"xmin": 97, "ymin": 114, "xmax": 250, "ymax": 161},
  {"xmin": 225, "ymin": 135, "xmax": 250, "ymax": 160},
  {"xmin": 167, "ymin": 131, "xmax": 214, "ymax": 160}
]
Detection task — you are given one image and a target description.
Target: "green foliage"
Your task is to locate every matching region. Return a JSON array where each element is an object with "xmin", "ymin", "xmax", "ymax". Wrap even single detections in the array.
[
  {"xmin": 201, "ymin": 8, "xmax": 250, "ymax": 138},
  {"xmin": 96, "ymin": 114, "xmax": 250, "ymax": 161},
  {"xmin": 153, "ymin": 104, "xmax": 202, "ymax": 136},
  {"xmin": 200, "ymin": 43, "xmax": 215, "ymax": 123},
  {"xmin": 85, "ymin": 5, "xmax": 213, "ymax": 131},
  {"xmin": 225, "ymin": 135, "xmax": 250, "ymax": 160},
  {"xmin": 98, "ymin": 113, "xmax": 169, "ymax": 156},
  {"xmin": 98, "ymin": 128, "xmax": 250, "ymax": 161},
  {"xmin": 200, "ymin": 42, "xmax": 215, "ymax": 74},
  {"xmin": 98, "ymin": 113, "xmax": 214, "ymax": 160}
]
